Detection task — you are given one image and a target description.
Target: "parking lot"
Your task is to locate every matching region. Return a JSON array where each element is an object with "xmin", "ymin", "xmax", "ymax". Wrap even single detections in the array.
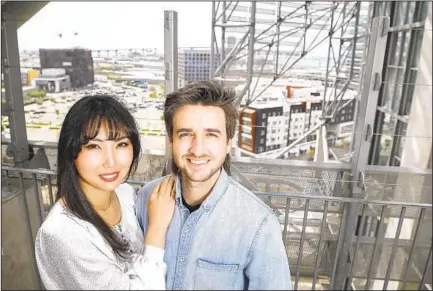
[{"xmin": 18, "ymin": 82, "xmax": 167, "ymax": 152}]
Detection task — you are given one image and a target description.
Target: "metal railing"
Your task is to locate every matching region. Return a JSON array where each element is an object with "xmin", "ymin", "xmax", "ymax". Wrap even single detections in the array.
[{"xmin": 2, "ymin": 165, "xmax": 431, "ymax": 290}]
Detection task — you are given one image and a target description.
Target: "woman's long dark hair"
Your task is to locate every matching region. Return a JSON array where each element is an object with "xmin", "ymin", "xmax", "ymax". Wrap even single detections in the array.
[{"xmin": 56, "ymin": 95, "xmax": 141, "ymax": 258}]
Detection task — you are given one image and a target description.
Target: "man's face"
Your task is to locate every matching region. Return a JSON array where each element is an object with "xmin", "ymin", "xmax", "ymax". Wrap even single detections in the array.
[{"xmin": 170, "ymin": 104, "xmax": 232, "ymax": 183}]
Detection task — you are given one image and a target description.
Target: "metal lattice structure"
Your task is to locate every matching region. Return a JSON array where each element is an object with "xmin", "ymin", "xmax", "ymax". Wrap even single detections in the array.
[
  {"xmin": 210, "ymin": 1, "xmax": 373, "ymax": 160},
  {"xmin": 211, "ymin": 1, "xmax": 370, "ymax": 111}
]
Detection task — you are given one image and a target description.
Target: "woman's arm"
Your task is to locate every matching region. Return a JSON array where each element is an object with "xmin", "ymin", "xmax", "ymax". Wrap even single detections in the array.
[{"xmin": 35, "ymin": 226, "xmax": 166, "ymax": 290}]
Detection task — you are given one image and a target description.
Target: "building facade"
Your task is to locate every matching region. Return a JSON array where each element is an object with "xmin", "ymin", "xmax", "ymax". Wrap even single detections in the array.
[
  {"xmin": 238, "ymin": 87, "xmax": 356, "ymax": 156},
  {"xmin": 39, "ymin": 48, "xmax": 94, "ymax": 89},
  {"xmin": 178, "ymin": 49, "xmax": 219, "ymax": 87}
]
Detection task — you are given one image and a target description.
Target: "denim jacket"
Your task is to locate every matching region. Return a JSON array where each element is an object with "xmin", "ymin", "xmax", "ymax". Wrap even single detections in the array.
[{"xmin": 136, "ymin": 169, "xmax": 292, "ymax": 290}]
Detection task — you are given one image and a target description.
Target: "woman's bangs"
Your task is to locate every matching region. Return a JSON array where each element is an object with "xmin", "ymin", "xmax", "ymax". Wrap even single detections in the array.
[{"xmin": 81, "ymin": 114, "xmax": 129, "ymax": 144}]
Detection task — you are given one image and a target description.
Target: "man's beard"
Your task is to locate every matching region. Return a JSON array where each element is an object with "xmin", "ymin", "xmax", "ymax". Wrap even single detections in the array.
[{"xmin": 182, "ymin": 165, "xmax": 221, "ymax": 183}]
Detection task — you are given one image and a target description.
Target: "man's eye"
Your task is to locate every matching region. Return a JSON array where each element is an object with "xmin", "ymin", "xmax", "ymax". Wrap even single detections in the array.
[{"xmin": 179, "ymin": 133, "xmax": 192, "ymax": 138}]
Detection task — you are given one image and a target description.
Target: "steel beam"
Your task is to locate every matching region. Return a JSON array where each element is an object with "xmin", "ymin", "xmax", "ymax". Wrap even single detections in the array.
[
  {"xmin": 1, "ymin": 12, "xmax": 30, "ymax": 167},
  {"xmin": 235, "ymin": 2, "xmax": 256, "ymax": 107},
  {"xmin": 331, "ymin": 16, "xmax": 389, "ymax": 290},
  {"xmin": 163, "ymin": 10, "xmax": 178, "ymax": 167},
  {"xmin": 210, "ymin": 1, "xmax": 216, "ymax": 79}
]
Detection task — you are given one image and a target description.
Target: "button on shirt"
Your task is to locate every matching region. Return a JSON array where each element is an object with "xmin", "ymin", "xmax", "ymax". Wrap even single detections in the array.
[{"xmin": 136, "ymin": 169, "xmax": 292, "ymax": 290}]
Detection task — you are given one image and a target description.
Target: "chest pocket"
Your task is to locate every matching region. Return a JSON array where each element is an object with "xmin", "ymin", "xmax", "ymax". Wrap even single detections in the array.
[{"xmin": 193, "ymin": 259, "xmax": 240, "ymax": 290}]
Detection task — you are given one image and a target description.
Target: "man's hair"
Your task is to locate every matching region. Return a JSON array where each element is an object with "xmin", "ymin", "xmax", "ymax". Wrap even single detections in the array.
[{"xmin": 164, "ymin": 80, "xmax": 239, "ymax": 174}]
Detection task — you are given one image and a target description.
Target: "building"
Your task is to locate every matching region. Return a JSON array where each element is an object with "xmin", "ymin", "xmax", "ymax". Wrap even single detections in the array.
[
  {"xmin": 238, "ymin": 81, "xmax": 356, "ymax": 156},
  {"xmin": 32, "ymin": 68, "xmax": 71, "ymax": 93},
  {"xmin": 238, "ymin": 103, "xmax": 286, "ymax": 153},
  {"xmin": 178, "ymin": 49, "xmax": 219, "ymax": 87},
  {"xmin": 39, "ymin": 48, "xmax": 94, "ymax": 89}
]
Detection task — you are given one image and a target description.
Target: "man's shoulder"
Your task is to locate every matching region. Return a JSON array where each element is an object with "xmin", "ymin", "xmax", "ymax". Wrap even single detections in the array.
[
  {"xmin": 136, "ymin": 176, "xmax": 168, "ymax": 226},
  {"xmin": 137, "ymin": 176, "xmax": 167, "ymax": 201},
  {"xmin": 226, "ymin": 176, "xmax": 272, "ymax": 216}
]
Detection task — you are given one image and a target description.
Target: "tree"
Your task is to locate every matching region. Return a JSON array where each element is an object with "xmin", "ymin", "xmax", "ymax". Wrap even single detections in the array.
[
  {"xmin": 158, "ymin": 83, "xmax": 165, "ymax": 99},
  {"xmin": 29, "ymin": 89, "xmax": 46, "ymax": 98},
  {"xmin": 149, "ymin": 92, "xmax": 157, "ymax": 99}
]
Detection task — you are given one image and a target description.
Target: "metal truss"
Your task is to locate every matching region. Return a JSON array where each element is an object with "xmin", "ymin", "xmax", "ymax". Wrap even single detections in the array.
[{"xmin": 211, "ymin": 1, "xmax": 372, "ymax": 159}]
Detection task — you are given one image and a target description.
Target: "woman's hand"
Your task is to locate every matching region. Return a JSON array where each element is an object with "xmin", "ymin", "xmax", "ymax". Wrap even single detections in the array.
[{"xmin": 144, "ymin": 175, "xmax": 176, "ymax": 249}]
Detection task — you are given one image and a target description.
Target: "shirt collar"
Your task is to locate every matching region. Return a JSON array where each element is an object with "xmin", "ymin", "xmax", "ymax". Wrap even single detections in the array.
[{"xmin": 175, "ymin": 168, "xmax": 229, "ymax": 212}]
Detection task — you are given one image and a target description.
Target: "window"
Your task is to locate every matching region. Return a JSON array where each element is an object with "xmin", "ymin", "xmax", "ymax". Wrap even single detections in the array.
[{"xmin": 241, "ymin": 136, "xmax": 253, "ymax": 145}]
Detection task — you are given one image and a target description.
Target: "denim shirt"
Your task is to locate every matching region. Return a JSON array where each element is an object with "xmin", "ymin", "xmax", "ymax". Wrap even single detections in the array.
[{"xmin": 136, "ymin": 169, "xmax": 292, "ymax": 290}]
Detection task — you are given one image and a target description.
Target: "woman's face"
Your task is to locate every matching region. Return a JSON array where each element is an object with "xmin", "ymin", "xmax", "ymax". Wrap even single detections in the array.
[{"xmin": 74, "ymin": 125, "xmax": 134, "ymax": 195}]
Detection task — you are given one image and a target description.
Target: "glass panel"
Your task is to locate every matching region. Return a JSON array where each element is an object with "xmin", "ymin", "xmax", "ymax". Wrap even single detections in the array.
[
  {"xmin": 398, "ymin": 31, "xmax": 410, "ymax": 67},
  {"xmin": 377, "ymin": 113, "xmax": 396, "ymax": 166},
  {"xmin": 382, "ymin": 67, "xmax": 397, "ymax": 108},
  {"xmin": 407, "ymin": 2, "xmax": 416, "ymax": 23},
  {"xmin": 393, "ymin": 2, "xmax": 408, "ymax": 26},
  {"xmin": 401, "ymin": 68, "xmax": 418, "ymax": 116},
  {"xmin": 391, "ymin": 68, "xmax": 405, "ymax": 111},
  {"xmin": 412, "ymin": 29, "xmax": 425, "ymax": 69},
  {"xmin": 377, "ymin": 134, "xmax": 393, "ymax": 166},
  {"xmin": 396, "ymin": 121, "xmax": 408, "ymax": 159},
  {"xmin": 390, "ymin": 32, "xmax": 404, "ymax": 66}
]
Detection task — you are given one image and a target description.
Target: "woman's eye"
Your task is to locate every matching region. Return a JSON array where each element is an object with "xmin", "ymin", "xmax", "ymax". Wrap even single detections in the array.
[
  {"xmin": 85, "ymin": 144, "xmax": 100, "ymax": 149},
  {"xmin": 118, "ymin": 142, "xmax": 130, "ymax": 147}
]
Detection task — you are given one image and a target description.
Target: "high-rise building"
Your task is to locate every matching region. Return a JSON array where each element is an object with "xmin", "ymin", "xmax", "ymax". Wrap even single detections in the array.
[
  {"xmin": 39, "ymin": 48, "xmax": 94, "ymax": 89},
  {"xmin": 178, "ymin": 49, "xmax": 219, "ymax": 88}
]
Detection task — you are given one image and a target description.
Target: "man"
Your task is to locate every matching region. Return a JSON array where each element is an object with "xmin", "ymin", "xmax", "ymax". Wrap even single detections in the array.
[{"xmin": 137, "ymin": 81, "xmax": 292, "ymax": 290}]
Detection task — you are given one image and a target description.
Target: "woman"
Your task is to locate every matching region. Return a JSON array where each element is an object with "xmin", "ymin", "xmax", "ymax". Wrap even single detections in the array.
[{"xmin": 35, "ymin": 95, "xmax": 175, "ymax": 290}]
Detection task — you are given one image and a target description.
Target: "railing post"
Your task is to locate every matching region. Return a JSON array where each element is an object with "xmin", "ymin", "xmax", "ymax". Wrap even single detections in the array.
[{"xmin": 331, "ymin": 16, "xmax": 389, "ymax": 290}]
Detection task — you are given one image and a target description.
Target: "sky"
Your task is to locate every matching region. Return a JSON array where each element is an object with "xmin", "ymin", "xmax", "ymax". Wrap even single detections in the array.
[{"xmin": 18, "ymin": 2, "xmax": 212, "ymax": 51}]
